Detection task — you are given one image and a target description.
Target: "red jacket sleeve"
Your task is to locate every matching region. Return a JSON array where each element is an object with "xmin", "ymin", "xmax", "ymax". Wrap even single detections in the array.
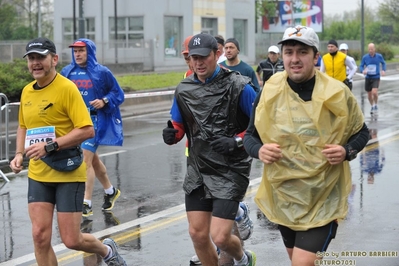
[
  {"xmin": 172, "ymin": 121, "xmax": 185, "ymax": 143},
  {"xmin": 236, "ymin": 131, "xmax": 246, "ymax": 139}
]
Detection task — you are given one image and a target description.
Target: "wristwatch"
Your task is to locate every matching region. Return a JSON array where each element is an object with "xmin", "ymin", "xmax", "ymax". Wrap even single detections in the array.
[
  {"xmin": 45, "ymin": 141, "xmax": 59, "ymax": 153},
  {"xmin": 235, "ymin": 136, "xmax": 243, "ymax": 148},
  {"xmin": 102, "ymin": 97, "xmax": 109, "ymax": 104},
  {"xmin": 345, "ymin": 145, "xmax": 358, "ymax": 161}
]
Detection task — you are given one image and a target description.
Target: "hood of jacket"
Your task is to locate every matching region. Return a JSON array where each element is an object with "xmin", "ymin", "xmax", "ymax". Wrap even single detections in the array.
[{"xmin": 69, "ymin": 38, "xmax": 98, "ymax": 69}]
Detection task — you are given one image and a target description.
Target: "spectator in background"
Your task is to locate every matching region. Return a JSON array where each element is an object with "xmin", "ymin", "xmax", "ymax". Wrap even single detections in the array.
[
  {"xmin": 359, "ymin": 43, "xmax": 386, "ymax": 115},
  {"xmin": 320, "ymin": 39, "xmax": 357, "ymax": 88},
  {"xmin": 215, "ymin": 35, "xmax": 227, "ymax": 64},
  {"xmin": 339, "ymin": 43, "xmax": 357, "ymax": 90},
  {"xmin": 182, "ymin": 35, "xmax": 194, "ymax": 78},
  {"xmin": 314, "ymin": 54, "xmax": 322, "ymax": 70},
  {"xmin": 256, "ymin": 45, "xmax": 284, "ymax": 87},
  {"xmin": 220, "ymin": 38, "xmax": 260, "ymax": 93}
]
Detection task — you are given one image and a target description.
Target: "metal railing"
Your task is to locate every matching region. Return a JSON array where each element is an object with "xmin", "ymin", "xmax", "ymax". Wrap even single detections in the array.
[
  {"xmin": 0, "ymin": 93, "xmax": 10, "ymax": 183},
  {"xmin": 0, "ymin": 191, "xmax": 12, "ymax": 261}
]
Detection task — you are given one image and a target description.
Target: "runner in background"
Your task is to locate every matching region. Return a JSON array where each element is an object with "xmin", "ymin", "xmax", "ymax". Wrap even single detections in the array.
[
  {"xmin": 339, "ymin": 43, "xmax": 357, "ymax": 90},
  {"xmin": 61, "ymin": 39, "xmax": 124, "ymax": 217},
  {"xmin": 220, "ymin": 38, "xmax": 260, "ymax": 93},
  {"xmin": 255, "ymin": 45, "xmax": 284, "ymax": 88},
  {"xmin": 359, "ymin": 43, "xmax": 386, "ymax": 115},
  {"xmin": 182, "ymin": 35, "xmax": 194, "ymax": 78}
]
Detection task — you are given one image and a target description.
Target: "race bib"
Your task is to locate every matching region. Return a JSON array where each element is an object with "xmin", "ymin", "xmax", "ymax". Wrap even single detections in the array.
[
  {"xmin": 367, "ymin": 64, "xmax": 377, "ymax": 75},
  {"xmin": 25, "ymin": 126, "xmax": 56, "ymax": 149}
]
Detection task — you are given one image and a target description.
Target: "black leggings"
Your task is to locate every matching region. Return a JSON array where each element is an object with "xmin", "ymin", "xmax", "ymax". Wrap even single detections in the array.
[{"xmin": 278, "ymin": 220, "xmax": 338, "ymax": 253}]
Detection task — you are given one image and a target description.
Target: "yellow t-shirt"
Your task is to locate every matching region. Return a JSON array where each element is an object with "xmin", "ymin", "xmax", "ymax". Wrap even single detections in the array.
[{"xmin": 19, "ymin": 74, "xmax": 93, "ymax": 182}]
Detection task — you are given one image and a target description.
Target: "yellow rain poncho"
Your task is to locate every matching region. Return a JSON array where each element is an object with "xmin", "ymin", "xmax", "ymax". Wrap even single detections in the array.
[{"xmin": 254, "ymin": 71, "xmax": 364, "ymax": 231}]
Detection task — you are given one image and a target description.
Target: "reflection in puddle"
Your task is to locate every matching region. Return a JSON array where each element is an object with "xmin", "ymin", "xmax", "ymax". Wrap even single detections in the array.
[{"xmin": 360, "ymin": 129, "xmax": 385, "ymax": 185}]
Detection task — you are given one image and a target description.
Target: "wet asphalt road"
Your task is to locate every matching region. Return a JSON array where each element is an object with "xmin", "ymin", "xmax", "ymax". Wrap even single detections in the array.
[{"xmin": 1, "ymin": 76, "xmax": 399, "ymax": 265}]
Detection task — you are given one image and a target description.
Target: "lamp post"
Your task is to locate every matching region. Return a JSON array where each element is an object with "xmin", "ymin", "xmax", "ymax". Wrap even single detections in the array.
[
  {"xmin": 114, "ymin": 0, "xmax": 118, "ymax": 63},
  {"xmin": 78, "ymin": 0, "xmax": 85, "ymax": 38},
  {"xmin": 361, "ymin": 0, "xmax": 365, "ymax": 57},
  {"xmin": 73, "ymin": 0, "xmax": 77, "ymax": 40},
  {"xmin": 37, "ymin": 0, "xmax": 41, "ymax": 37}
]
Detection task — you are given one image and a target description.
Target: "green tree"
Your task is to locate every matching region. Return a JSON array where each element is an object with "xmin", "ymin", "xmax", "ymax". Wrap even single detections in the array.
[
  {"xmin": 366, "ymin": 21, "xmax": 393, "ymax": 44},
  {"xmin": 377, "ymin": 0, "xmax": 399, "ymax": 43},
  {"xmin": 1, "ymin": 0, "xmax": 54, "ymax": 40},
  {"xmin": 257, "ymin": 0, "xmax": 276, "ymax": 18},
  {"xmin": 0, "ymin": 59, "xmax": 32, "ymax": 102},
  {"xmin": 0, "ymin": 59, "xmax": 66, "ymax": 102},
  {"xmin": 320, "ymin": 4, "xmax": 376, "ymax": 42},
  {"xmin": 11, "ymin": 26, "xmax": 36, "ymax": 40},
  {"xmin": 0, "ymin": 4, "xmax": 17, "ymax": 40},
  {"xmin": 256, "ymin": 0, "xmax": 278, "ymax": 30},
  {"xmin": 378, "ymin": 0, "xmax": 399, "ymax": 22}
]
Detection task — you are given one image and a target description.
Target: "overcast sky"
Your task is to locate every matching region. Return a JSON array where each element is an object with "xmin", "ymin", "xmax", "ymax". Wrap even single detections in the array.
[{"xmin": 323, "ymin": 0, "xmax": 379, "ymax": 16}]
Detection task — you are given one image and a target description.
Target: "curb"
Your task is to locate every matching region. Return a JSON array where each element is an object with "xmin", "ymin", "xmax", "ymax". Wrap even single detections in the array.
[
  {"xmin": 120, "ymin": 89, "xmax": 174, "ymax": 118},
  {"xmin": 5, "ymin": 65, "xmax": 399, "ymax": 129}
]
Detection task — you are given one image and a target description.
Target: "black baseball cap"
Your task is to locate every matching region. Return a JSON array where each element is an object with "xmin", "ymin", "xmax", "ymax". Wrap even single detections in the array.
[
  {"xmin": 188, "ymin": 33, "xmax": 218, "ymax": 57},
  {"xmin": 23, "ymin": 37, "xmax": 57, "ymax": 58}
]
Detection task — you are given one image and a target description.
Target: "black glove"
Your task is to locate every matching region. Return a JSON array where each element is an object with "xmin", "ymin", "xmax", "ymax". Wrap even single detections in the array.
[
  {"xmin": 210, "ymin": 136, "xmax": 237, "ymax": 155},
  {"xmin": 163, "ymin": 120, "xmax": 178, "ymax": 145},
  {"xmin": 343, "ymin": 78, "xmax": 350, "ymax": 87}
]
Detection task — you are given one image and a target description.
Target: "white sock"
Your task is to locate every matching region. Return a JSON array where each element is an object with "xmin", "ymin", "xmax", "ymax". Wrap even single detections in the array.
[
  {"xmin": 212, "ymin": 241, "xmax": 217, "ymax": 251},
  {"xmin": 105, "ymin": 186, "xmax": 114, "ymax": 195},
  {"xmin": 235, "ymin": 205, "xmax": 245, "ymax": 221},
  {"xmin": 233, "ymin": 251, "xmax": 248, "ymax": 265},
  {"xmin": 84, "ymin": 199, "xmax": 92, "ymax": 207},
  {"xmin": 103, "ymin": 245, "xmax": 112, "ymax": 260}
]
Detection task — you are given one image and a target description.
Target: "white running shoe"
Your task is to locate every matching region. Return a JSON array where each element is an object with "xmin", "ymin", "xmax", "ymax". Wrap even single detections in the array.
[
  {"xmin": 190, "ymin": 247, "xmax": 220, "ymax": 265},
  {"xmin": 236, "ymin": 202, "xmax": 254, "ymax": 241}
]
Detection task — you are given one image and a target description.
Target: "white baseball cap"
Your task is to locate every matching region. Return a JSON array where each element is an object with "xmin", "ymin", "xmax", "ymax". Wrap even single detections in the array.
[
  {"xmin": 268, "ymin": 45, "xmax": 280, "ymax": 53},
  {"xmin": 339, "ymin": 43, "xmax": 349, "ymax": 50},
  {"xmin": 278, "ymin": 25, "xmax": 319, "ymax": 50}
]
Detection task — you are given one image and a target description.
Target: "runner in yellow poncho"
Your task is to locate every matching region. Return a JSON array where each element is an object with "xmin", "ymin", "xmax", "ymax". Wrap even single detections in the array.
[{"xmin": 244, "ymin": 26, "xmax": 370, "ymax": 266}]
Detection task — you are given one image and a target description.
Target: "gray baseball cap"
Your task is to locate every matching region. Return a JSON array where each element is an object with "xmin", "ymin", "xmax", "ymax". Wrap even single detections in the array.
[{"xmin": 278, "ymin": 26, "xmax": 319, "ymax": 50}]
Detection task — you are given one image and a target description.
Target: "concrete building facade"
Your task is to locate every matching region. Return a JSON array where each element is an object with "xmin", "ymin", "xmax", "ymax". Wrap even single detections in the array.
[{"xmin": 53, "ymin": 0, "xmax": 256, "ymax": 71}]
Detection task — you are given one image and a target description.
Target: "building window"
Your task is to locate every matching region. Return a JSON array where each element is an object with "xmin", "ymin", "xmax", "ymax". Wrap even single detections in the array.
[
  {"xmin": 233, "ymin": 19, "xmax": 247, "ymax": 55},
  {"xmin": 164, "ymin": 16, "xmax": 182, "ymax": 58},
  {"xmin": 62, "ymin": 18, "xmax": 95, "ymax": 44},
  {"xmin": 201, "ymin": 18, "xmax": 217, "ymax": 36},
  {"xmin": 109, "ymin": 16, "xmax": 144, "ymax": 48}
]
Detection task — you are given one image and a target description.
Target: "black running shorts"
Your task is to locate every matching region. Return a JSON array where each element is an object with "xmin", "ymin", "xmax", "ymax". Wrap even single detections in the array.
[
  {"xmin": 365, "ymin": 78, "xmax": 380, "ymax": 92},
  {"xmin": 28, "ymin": 178, "xmax": 85, "ymax": 212},
  {"xmin": 278, "ymin": 220, "xmax": 338, "ymax": 253},
  {"xmin": 185, "ymin": 186, "xmax": 239, "ymax": 220}
]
